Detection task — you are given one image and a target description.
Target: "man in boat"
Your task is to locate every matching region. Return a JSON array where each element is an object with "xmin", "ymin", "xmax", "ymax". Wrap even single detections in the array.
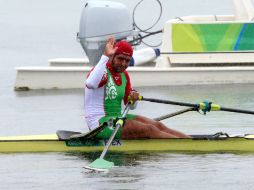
[{"xmin": 84, "ymin": 37, "xmax": 190, "ymax": 139}]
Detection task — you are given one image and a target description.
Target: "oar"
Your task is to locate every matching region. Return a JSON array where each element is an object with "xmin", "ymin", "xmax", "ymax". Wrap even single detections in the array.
[
  {"xmin": 153, "ymin": 107, "xmax": 196, "ymax": 121},
  {"xmin": 140, "ymin": 96, "xmax": 254, "ymax": 115},
  {"xmin": 85, "ymin": 104, "xmax": 131, "ymax": 171}
]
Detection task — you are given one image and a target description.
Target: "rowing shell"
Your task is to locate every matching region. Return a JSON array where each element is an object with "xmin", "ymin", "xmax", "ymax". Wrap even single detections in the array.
[{"xmin": 0, "ymin": 131, "xmax": 254, "ymax": 153}]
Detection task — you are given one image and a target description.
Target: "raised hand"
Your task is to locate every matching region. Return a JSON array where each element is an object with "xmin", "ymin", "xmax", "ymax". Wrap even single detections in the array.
[{"xmin": 104, "ymin": 37, "xmax": 118, "ymax": 57}]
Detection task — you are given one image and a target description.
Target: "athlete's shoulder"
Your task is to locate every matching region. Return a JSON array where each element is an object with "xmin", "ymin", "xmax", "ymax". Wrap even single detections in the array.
[
  {"xmin": 98, "ymin": 69, "xmax": 108, "ymax": 87},
  {"xmin": 123, "ymin": 70, "xmax": 130, "ymax": 80}
]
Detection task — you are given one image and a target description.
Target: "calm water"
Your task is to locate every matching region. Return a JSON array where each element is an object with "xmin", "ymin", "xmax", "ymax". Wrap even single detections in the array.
[
  {"xmin": 1, "ymin": 153, "xmax": 254, "ymax": 190},
  {"xmin": 1, "ymin": 0, "xmax": 254, "ymax": 189}
]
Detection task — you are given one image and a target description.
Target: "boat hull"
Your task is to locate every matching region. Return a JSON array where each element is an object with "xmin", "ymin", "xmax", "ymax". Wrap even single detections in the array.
[{"xmin": 1, "ymin": 134, "xmax": 254, "ymax": 153}]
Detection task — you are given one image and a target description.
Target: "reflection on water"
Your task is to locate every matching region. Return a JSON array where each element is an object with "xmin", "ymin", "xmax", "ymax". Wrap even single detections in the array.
[
  {"xmin": 67, "ymin": 152, "xmax": 254, "ymax": 190},
  {"xmin": 67, "ymin": 152, "xmax": 153, "ymax": 168}
]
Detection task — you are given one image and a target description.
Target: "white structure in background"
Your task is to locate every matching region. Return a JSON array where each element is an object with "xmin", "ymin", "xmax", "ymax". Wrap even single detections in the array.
[
  {"xmin": 233, "ymin": 0, "xmax": 254, "ymax": 20},
  {"xmin": 15, "ymin": 0, "xmax": 254, "ymax": 90},
  {"xmin": 49, "ymin": 47, "xmax": 159, "ymax": 67},
  {"xmin": 78, "ymin": 0, "xmax": 134, "ymax": 66}
]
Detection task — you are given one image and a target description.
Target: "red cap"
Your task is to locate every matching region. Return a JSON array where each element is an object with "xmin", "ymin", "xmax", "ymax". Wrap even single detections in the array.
[{"xmin": 114, "ymin": 41, "xmax": 133, "ymax": 57}]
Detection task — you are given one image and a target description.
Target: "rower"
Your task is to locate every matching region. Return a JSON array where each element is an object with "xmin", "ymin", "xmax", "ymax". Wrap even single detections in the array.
[{"xmin": 84, "ymin": 37, "xmax": 190, "ymax": 139}]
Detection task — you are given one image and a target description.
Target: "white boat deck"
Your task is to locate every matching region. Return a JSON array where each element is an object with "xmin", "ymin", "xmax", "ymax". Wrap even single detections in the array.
[{"xmin": 15, "ymin": 64, "xmax": 254, "ymax": 90}]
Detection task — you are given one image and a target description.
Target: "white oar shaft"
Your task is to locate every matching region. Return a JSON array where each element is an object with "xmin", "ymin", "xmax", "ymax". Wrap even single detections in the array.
[{"xmin": 99, "ymin": 105, "xmax": 130, "ymax": 159}]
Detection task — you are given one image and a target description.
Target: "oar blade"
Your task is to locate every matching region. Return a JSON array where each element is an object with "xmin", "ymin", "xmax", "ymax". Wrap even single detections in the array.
[{"xmin": 85, "ymin": 158, "xmax": 114, "ymax": 171}]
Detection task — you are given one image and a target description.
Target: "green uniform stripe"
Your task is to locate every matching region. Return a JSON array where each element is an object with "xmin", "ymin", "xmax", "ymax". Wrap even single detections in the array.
[{"xmin": 97, "ymin": 69, "xmax": 128, "ymax": 139}]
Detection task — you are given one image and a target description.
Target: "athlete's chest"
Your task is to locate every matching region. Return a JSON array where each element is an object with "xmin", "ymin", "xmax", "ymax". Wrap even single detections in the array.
[{"xmin": 105, "ymin": 72, "xmax": 126, "ymax": 101}]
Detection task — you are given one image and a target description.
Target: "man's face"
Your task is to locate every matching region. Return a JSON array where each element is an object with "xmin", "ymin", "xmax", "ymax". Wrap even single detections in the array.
[{"xmin": 111, "ymin": 54, "xmax": 131, "ymax": 73}]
